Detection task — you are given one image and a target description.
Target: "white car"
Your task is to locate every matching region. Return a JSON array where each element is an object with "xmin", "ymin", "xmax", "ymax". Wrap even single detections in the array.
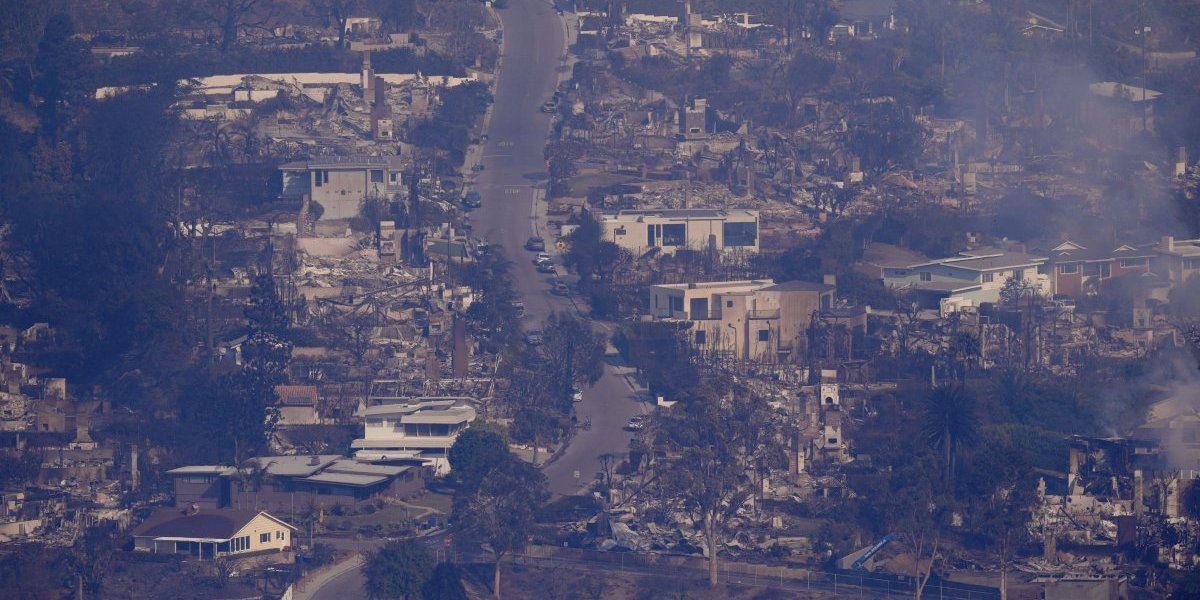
[
  {"xmin": 533, "ymin": 253, "xmax": 553, "ymax": 265},
  {"xmin": 572, "ymin": 387, "xmax": 584, "ymax": 402}
]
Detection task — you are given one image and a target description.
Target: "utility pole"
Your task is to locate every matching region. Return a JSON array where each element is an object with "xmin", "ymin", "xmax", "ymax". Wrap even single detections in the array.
[{"xmin": 1140, "ymin": 0, "xmax": 1149, "ymax": 132}]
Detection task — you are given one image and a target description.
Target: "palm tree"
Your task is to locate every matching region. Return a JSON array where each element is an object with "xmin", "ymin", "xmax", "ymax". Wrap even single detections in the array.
[{"xmin": 922, "ymin": 384, "xmax": 977, "ymax": 487}]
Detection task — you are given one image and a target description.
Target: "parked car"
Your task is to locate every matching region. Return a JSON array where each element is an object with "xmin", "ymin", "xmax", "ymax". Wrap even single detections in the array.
[
  {"xmin": 511, "ymin": 300, "xmax": 525, "ymax": 317},
  {"xmin": 462, "ymin": 191, "xmax": 481, "ymax": 209},
  {"xmin": 540, "ymin": 101, "xmax": 556, "ymax": 113},
  {"xmin": 624, "ymin": 415, "xmax": 646, "ymax": 431},
  {"xmin": 533, "ymin": 253, "xmax": 553, "ymax": 265},
  {"xmin": 551, "ymin": 281, "xmax": 570, "ymax": 296},
  {"xmin": 536, "ymin": 263, "xmax": 557, "ymax": 274},
  {"xmin": 525, "ymin": 329, "xmax": 543, "ymax": 345},
  {"xmin": 572, "ymin": 387, "xmax": 584, "ymax": 402},
  {"xmin": 525, "ymin": 237, "xmax": 546, "ymax": 251}
]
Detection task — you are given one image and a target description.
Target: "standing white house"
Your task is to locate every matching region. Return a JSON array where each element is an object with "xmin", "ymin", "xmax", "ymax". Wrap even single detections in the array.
[
  {"xmin": 600, "ymin": 208, "xmax": 760, "ymax": 255},
  {"xmin": 351, "ymin": 397, "xmax": 476, "ymax": 475},
  {"xmin": 131, "ymin": 508, "xmax": 295, "ymax": 559},
  {"xmin": 278, "ymin": 155, "xmax": 407, "ymax": 220},
  {"xmin": 881, "ymin": 249, "xmax": 1049, "ymax": 312}
]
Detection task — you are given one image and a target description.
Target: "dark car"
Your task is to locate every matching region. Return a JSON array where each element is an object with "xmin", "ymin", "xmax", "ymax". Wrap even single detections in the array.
[
  {"xmin": 525, "ymin": 236, "xmax": 546, "ymax": 251},
  {"xmin": 463, "ymin": 191, "xmax": 482, "ymax": 210}
]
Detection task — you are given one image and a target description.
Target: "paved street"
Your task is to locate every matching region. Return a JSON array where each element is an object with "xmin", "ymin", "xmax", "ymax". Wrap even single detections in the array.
[
  {"xmin": 309, "ymin": 2, "xmax": 644, "ymax": 597},
  {"xmin": 470, "ymin": 0, "xmax": 645, "ymax": 497}
]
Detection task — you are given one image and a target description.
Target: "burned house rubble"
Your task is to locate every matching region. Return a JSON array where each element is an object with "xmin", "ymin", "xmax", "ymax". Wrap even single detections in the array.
[
  {"xmin": 1028, "ymin": 426, "xmax": 1200, "ymax": 576},
  {"xmin": 6, "ymin": 0, "xmax": 1200, "ymax": 597}
]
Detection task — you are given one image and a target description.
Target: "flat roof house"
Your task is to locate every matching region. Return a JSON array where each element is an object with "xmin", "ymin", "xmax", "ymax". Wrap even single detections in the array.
[
  {"xmin": 278, "ymin": 155, "xmax": 406, "ymax": 221},
  {"xmin": 166, "ymin": 454, "xmax": 425, "ymax": 516},
  {"xmin": 131, "ymin": 508, "xmax": 295, "ymax": 559},
  {"xmin": 600, "ymin": 209, "xmax": 759, "ymax": 256},
  {"xmin": 882, "ymin": 249, "xmax": 1048, "ymax": 312},
  {"xmin": 649, "ymin": 279, "xmax": 837, "ymax": 363},
  {"xmin": 352, "ymin": 397, "xmax": 476, "ymax": 475}
]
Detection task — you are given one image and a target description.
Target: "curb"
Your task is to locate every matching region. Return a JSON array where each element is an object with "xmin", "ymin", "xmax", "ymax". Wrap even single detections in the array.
[{"xmin": 292, "ymin": 552, "xmax": 365, "ymax": 600}]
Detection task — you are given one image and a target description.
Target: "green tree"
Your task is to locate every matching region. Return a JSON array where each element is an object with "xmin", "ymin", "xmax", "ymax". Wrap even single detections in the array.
[
  {"xmin": 922, "ymin": 384, "xmax": 978, "ymax": 487},
  {"xmin": 8, "ymin": 89, "xmax": 187, "ymax": 385},
  {"xmin": 845, "ymin": 103, "xmax": 926, "ymax": 173},
  {"xmin": 0, "ymin": 544, "xmax": 65, "ymax": 600},
  {"xmin": 779, "ymin": 51, "xmax": 835, "ymax": 127},
  {"xmin": 246, "ymin": 272, "xmax": 290, "ymax": 336},
  {"xmin": 660, "ymin": 380, "xmax": 783, "ymax": 587},
  {"xmin": 67, "ymin": 525, "xmax": 118, "ymax": 598},
  {"xmin": 183, "ymin": 0, "xmax": 277, "ymax": 52},
  {"xmin": 614, "ymin": 321, "xmax": 699, "ymax": 400},
  {"xmin": 880, "ymin": 460, "xmax": 943, "ymax": 600},
  {"xmin": 1182, "ymin": 480, "xmax": 1200, "ymax": 520},
  {"xmin": 451, "ymin": 454, "xmax": 548, "ymax": 598},
  {"xmin": 411, "ymin": 81, "xmax": 492, "ymax": 166},
  {"xmin": 447, "ymin": 422, "xmax": 508, "ymax": 491},
  {"xmin": 563, "ymin": 211, "xmax": 629, "ymax": 316},
  {"xmin": 371, "ymin": 0, "xmax": 424, "ymax": 32},
  {"xmin": 310, "ymin": 0, "xmax": 358, "ymax": 47},
  {"xmin": 1176, "ymin": 180, "xmax": 1200, "ymax": 237},
  {"xmin": 459, "ymin": 250, "xmax": 520, "ymax": 349},
  {"xmin": 541, "ymin": 312, "xmax": 606, "ymax": 405},
  {"xmin": 1169, "ymin": 275, "xmax": 1200, "ymax": 321},
  {"xmin": 420, "ymin": 562, "xmax": 468, "ymax": 600},
  {"xmin": 33, "ymin": 13, "xmax": 94, "ymax": 134},
  {"xmin": 364, "ymin": 539, "xmax": 433, "ymax": 600},
  {"xmin": 506, "ymin": 361, "xmax": 561, "ymax": 466}
]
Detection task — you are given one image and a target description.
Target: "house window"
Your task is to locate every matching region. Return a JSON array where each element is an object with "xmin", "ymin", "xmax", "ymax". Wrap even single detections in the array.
[
  {"xmin": 689, "ymin": 298, "xmax": 709, "ymax": 319},
  {"xmin": 260, "ymin": 533, "xmax": 271, "ymax": 544},
  {"xmin": 893, "ymin": 270, "xmax": 908, "ymax": 276},
  {"xmin": 1120, "ymin": 258, "xmax": 1148, "ymax": 268},
  {"xmin": 982, "ymin": 273, "xmax": 994, "ymax": 283},
  {"xmin": 1013, "ymin": 269, "xmax": 1024, "ymax": 281},
  {"xmin": 669, "ymin": 296, "xmax": 684, "ymax": 312},
  {"xmin": 722, "ymin": 221, "xmax": 758, "ymax": 247},
  {"xmin": 726, "ymin": 300, "xmax": 733, "ymax": 308},
  {"xmin": 827, "ymin": 438, "xmax": 838, "ymax": 444},
  {"xmin": 695, "ymin": 330, "xmax": 707, "ymax": 344},
  {"xmin": 1082, "ymin": 262, "xmax": 1110, "ymax": 277},
  {"xmin": 661, "ymin": 223, "xmax": 686, "ymax": 246},
  {"xmin": 313, "ymin": 171, "xmax": 322, "ymax": 187},
  {"xmin": 1059, "ymin": 263, "xmax": 1079, "ymax": 274},
  {"xmin": 758, "ymin": 330, "xmax": 770, "ymax": 342},
  {"xmin": 276, "ymin": 531, "xmax": 285, "ymax": 540},
  {"xmin": 370, "ymin": 169, "xmax": 384, "ymax": 183},
  {"xmin": 920, "ymin": 272, "xmax": 931, "ymax": 282},
  {"xmin": 1185, "ymin": 259, "xmax": 1199, "ymax": 269}
]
